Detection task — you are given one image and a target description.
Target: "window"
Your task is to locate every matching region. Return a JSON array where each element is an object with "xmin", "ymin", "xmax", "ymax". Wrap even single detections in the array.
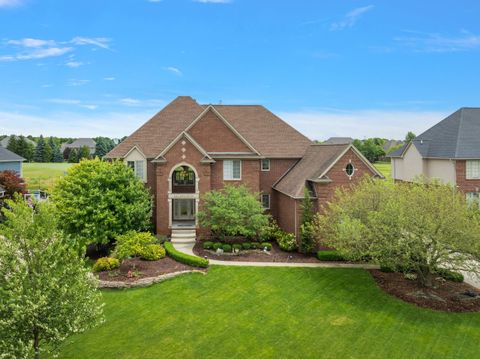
[
  {"xmin": 173, "ymin": 166, "xmax": 195, "ymax": 186},
  {"xmin": 466, "ymin": 160, "xmax": 480, "ymax": 179},
  {"xmin": 261, "ymin": 194, "xmax": 270, "ymax": 209},
  {"xmin": 345, "ymin": 163, "xmax": 355, "ymax": 177},
  {"xmin": 127, "ymin": 160, "xmax": 145, "ymax": 181},
  {"xmin": 261, "ymin": 159, "xmax": 270, "ymax": 171},
  {"xmin": 223, "ymin": 160, "xmax": 241, "ymax": 180},
  {"xmin": 466, "ymin": 192, "xmax": 480, "ymax": 208}
]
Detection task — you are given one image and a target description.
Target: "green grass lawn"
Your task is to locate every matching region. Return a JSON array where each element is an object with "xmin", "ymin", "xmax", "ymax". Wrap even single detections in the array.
[
  {"xmin": 54, "ymin": 266, "xmax": 480, "ymax": 359},
  {"xmin": 23, "ymin": 162, "xmax": 73, "ymax": 191},
  {"xmin": 374, "ymin": 161, "xmax": 391, "ymax": 179}
]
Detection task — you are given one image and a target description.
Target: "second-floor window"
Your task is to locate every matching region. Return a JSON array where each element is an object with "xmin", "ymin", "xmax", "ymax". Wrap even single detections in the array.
[
  {"xmin": 261, "ymin": 159, "xmax": 270, "ymax": 171},
  {"xmin": 223, "ymin": 160, "xmax": 241, "ymax": 180},
  {"xmin": 127, "ymin": 160, "xmax": 144, "ymax": 180},
  {"xmin": 466, "ymin": 160, "xmax": 480, "ymax": 179}
]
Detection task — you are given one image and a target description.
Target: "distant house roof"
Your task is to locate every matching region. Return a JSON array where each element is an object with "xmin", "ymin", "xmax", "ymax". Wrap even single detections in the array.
[
  {"xmin": 106, "ymin": 96, "xmax": 312, "ymax": 159},
  {"xmin": 0, "ymin": 146, "xmax": 25, "ymax": 162},
  {"xmin": 0, "ymin": 136, "xmax": 36, "ymax": 148},
  {"xmin": 323, "ymin": 137, "xmax": 354, "ymax": 145},
  {"xmin": 388, "ymin": 108, "xmax": 480, "ymax": 159},
  {"xmin": 383, "ymin": 139, "xmax": 404, "ymax": 151},
  {"xmin": 61, "ymin": 138, "xmax": 96, "ymax": 154}
]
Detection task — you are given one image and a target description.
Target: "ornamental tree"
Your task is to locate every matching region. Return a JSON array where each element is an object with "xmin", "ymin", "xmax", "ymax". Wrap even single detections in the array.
[
  {"xmin": 198, "ymin": 184, "xmax": 269, "ymax": 239},
  {"xmin": 52, "ymin": 158, "xmax": 152, "ymax": 251},
  {"xmin": 0, "ymin": 170, "xmax": 27, "ymax": 199},
  {"xmin": 0, "ymin": 197, "xmax": 103, "ymax": 359},
  {"xmin": 314, "ymin": 177, "xmax": 480, "ymax": 287}
]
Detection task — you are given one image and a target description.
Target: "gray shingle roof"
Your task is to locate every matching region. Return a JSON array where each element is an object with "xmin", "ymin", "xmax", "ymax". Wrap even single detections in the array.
[
  {"xmin": 0, "ymin": 146, "xmax": 25, "ymax": 162},
  {"xmin": 0, "ymin": 136, "xmax": 36, "ymax": 148},
  {"xmin": 388, "ymin": 108, "xmax": 480, "ymax": 159},
  {"xmin": 324, "ymin": 137, "xmax": 354, "ymax": 145}
]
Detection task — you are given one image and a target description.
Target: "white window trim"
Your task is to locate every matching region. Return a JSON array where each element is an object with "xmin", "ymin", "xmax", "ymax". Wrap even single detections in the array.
[
  {"xmin": 127, "ymin": 160, "xmax": 146, "ymax": 182},
  {"xmin": 223, "ymin": 160, "xmax": 242, "ymax": 181},
  {"xmin": 261, "ymin": 194, "xmax": 270, "ymax": 209},
  {"xmin": 466, "ymin": 160, "xmax": 480, "ymax": 180},
  {"xmin": 261, "ymin": 159, "xmax": 270, "ymax": 171}
]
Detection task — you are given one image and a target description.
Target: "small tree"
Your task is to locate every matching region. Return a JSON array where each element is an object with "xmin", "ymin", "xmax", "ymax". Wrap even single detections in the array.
[
  {"xmin": 43, "ymin": 139, "xmax": 53, "ymax": 163},
  {"xmin": 0, "ymin": 197, "xmax": 103, "ymax": 358},
  {"xmin": 68, "ymin": 148, "xmax": 78, "ymax": 163},
  {"xmin": 78, "ymin": 145, "xmax": 91, "ymax": 161},
  {"xmin": 299, "ymin": 188, "xmax": 315, "ymax": 253},
  {"xmin": 52, "ymin": 158, "xmax": 152, "ymax": 251},
  {"xmin": 0, "ymin": 170, "xmax": 27, "ymax": 199},
  {"xmin": 6, "ymin": 135, "xmax": 18, "ymax": 155},
  {"xmin": 198, "ymin": 185, "xmax": 269, "ymax": 239},
  {"xmin": 314, "ymin": 177, "xmax": 480, "ymax": 287},
  {"xmin": 33, "ymin": 135, "xmax": 46, "ymax": 162},
  {"xmin": 405, "ymin": 131, "xmax": 416, "ymax": 143}
]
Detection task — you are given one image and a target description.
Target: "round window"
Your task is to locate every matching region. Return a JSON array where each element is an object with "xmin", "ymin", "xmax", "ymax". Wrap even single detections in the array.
[{"xmin": 345, "ymin": 163, "xmax": 354, "ymax": 176}]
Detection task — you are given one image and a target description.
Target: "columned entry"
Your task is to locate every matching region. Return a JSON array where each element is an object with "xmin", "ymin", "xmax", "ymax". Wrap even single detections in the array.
[{"xmin": 168, "ymin": 163, "xmax": 200, "ymax": 229}]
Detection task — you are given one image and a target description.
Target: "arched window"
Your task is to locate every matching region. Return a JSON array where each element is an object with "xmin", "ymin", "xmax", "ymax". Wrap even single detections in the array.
[
  {"xmin": 172, "ymin": 166, "xmax": 195, "ymax": 186},
  {"xmin": 345, "ymin": 163, "xmax": 355, "ymax": 177}
]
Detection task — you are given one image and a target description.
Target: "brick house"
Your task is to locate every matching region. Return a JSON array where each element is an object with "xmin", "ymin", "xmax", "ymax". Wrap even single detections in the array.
[
  {"xmin": 388, "ymin": 108, "xmax": 480, "ymax": 205},
  {"xmin": 106, "ymin": 96, "xmax": 383, "ymax": 239}
]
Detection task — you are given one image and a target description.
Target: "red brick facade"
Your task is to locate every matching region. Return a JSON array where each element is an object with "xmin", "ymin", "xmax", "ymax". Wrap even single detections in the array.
[{"xmin": 455, "ymin": 160, "xmax": 480, "ymax": 194}]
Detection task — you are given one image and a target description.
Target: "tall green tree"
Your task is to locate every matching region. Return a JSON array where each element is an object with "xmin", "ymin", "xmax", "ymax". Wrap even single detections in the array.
[
  {"xmin": 299, "ymin": 188, "xmax": 315, "ymax": 254},
  {"xmin": 43, "ymin": 138, "xmax": 53, "ymax": 163},
  {"xmin": 78, "ymin": 145, "xmax": 91, "ymax": 161},
  {"xmin": 6, "ymin": 135, "xmax": 18, "ymax": 154},
  {"xmin": 52, "ymin": 158, "xmax": 152, "ymax": 251},
  {"xmin": 33, "ymin": 135, "xmax": 46, "ymax": 162},
  {"xmin": 0, "ymin": 197, "xmax": 103, "ymax": 359},
  {"xmin": 314, "ymin": 177, "xmax": 480, "ymax": 287},
  {"xmin": 405, "ymin": 131, "xmax": 416, "ymax": 142},
  {"xmin": 94, "ymin": 137, "xmax": 116, "ymax": 157},
  {"xmin": 68, "ymin": 148, "xmax": 78, "ymax": 163}
]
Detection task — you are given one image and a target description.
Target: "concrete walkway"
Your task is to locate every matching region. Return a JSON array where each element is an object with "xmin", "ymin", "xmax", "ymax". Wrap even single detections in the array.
[{"xmin": 172, "ymin": 241, "xmax": 379, "ymax": 269}]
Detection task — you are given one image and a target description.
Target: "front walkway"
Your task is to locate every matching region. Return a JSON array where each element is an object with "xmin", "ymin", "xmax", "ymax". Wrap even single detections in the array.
[{"xmin": 172, "ymin": 242, "xmax": 379, "ymax": 269}]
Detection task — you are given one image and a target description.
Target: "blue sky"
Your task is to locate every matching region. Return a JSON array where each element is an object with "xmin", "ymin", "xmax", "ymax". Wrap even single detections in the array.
[{"xmin": 1, "ymin": 0, "xmax": 479, "ymax": 140}]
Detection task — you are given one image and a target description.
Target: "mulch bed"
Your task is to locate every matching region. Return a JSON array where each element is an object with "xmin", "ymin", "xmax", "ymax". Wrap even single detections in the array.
[
  {"xmin": 370, "ymin": 269, "xmax": 480, "ymax": 312},
  {"xmin": 193, "ymin": 241, "xmax": 319, "ymax": 263},
  {"xmin": 96, "ymin": 257, "xmax": 204, "ymax": 283}
]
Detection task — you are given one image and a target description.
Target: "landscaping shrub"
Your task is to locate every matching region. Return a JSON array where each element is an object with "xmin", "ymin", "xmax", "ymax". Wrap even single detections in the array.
[
  {"xmin": 261, "ymin": 242, "xmax": 272, "ymax": 251},
  {"xmin": 277, "ymin": 232, "xmax": 297, "ymax": 252},
  {"xmin": 299, "ymin": 222, "xmax": 315, "ymax": 254},
  {"xmin": 93, "ymin": 257, "xmax": 120, "ymax": 272},
  {"xmin": 380, "ymin": 265, "xmax": 395, "ymax": 273},
  {"xmin": 222, "ymin": 244, "xmax": 232, "ymax": 253},
  {"xmin": 213, "ymin": 242, "xmax": 223, "ymax": 251},
  {"xmin": 203, "ymin": 241, "xmax": 214, "ymax": 250},
  {"xmin": 242, "ymin": 242, "xmax": 252, "ymax": 250},
  {"xmin": 317, "ymin": 250, "xmax": 345, "ymax": 261},
  {"xmin": 232, "ymin": 244, "xmax": 242, "ymax": 252},
  {"xmin": 436, "ymin": 268, "xmax": 464, "ymax": 283},
  {"xmin": 404, "ymin": 273, "xmax": 418, "ymax": 281},
  {"xmin": 155, "ymin": 235, "xmax": 168, "ymax": 244},
  {"xmin": 114, "ymin": 231, "xmax": 158, "ymax": 259},
  {"xmin": 138, "ymin": 244, "xmax": 166, "ymax": 261},
  {"xmin": 164, "ymin": 241, "xmax": 209, "ymax": 268},
  {"xmin": 259, "ymin": 220, "xmax": 281, "ymax": 242}
]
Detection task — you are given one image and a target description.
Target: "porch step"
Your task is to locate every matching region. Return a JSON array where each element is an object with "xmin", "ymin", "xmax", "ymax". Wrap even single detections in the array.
[{"xmin": 171, "ymin": 229, "xmax": 196, "ymax": 243}]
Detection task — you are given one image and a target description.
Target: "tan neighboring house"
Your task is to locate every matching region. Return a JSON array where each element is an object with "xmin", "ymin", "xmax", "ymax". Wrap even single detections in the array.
[
  {"xmin": 106, "ymin": 96, "xmax": 383, "ymax": 239},
  {"xmin": 388, "ymin": 108, "xmax": 480, "ymax": 204}
]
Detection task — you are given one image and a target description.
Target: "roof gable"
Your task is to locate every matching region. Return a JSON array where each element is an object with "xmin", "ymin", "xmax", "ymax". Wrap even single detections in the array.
[
  {"xmin": 153, "ymin": 132, "xmax": 214, "ymax": 164},
  {"xmin": 0, "ymin": 147, "xmax": 25, "ymax": 162}
]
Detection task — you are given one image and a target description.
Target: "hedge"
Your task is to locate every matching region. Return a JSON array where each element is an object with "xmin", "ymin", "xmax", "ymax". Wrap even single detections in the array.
[
  {"xmin": 317, "ymin": 250, "xmax": 345, "ymax": 261},
  {"xmin": 164, "ymin": 241, "xmax": 209, "ymax": 268}
]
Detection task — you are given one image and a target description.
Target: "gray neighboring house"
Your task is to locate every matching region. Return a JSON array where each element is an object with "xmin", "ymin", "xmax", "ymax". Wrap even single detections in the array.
[
  {"xmin": 388, "ymin": 107, "xmax": 480, "ymax": 202},
  {"xmin": 323, "ymin": 137, "xmax": 354, "ymax": 145},
  {"xmin": 0, "ymin": 135, "xmax": 36, "ymax": 148},
  {"xmin": 0, "ymin": 146, "xmax": 25, "ymax": 176},
  {"xmin": 61, "ymin": 138, "xmax": 96, "ymax": 155}
]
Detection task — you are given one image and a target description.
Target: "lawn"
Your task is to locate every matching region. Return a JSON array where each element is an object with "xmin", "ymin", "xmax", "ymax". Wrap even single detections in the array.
[
  {"xmin": 374, "ymin": 161, "xmax": 391, "ymax": 179},
  {"xmin": 23, "ymin": 162, "xmax": 72, "ymax": 191},
  {"xmin": 54, "ymin": 266, "xmax": 480, "ymax": 359}
]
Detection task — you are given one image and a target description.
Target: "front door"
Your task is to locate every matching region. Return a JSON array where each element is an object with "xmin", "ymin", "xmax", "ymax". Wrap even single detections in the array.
[{"xmin": 173, "ymin": 199, "xmax": 195, "ymax": 221}]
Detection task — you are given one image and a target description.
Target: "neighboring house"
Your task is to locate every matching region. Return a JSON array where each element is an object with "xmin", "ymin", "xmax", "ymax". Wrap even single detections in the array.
[
  {"xmin": 61, "ymin": 138, "xmax": 96, "ymax": 155},
  {"xmin": 0, "ymin": 146, "xmax": 25, "ymax": 176},
  {"xmin": 106, "ymin": 96, "xmax": 383, "ymax": 238},
  {"xmin": 388, "ymin": 108, "xmax": 480, "ymax": 204},
  {"xmin": 324, "ymin": 137, "xmax": 354, "ymax": 145},
  {"xmin": 0, "ymin": 135, "xmax": 36, "ymax": 148},
  {"xmin": 383, "ymin": 139, "xmax": 404, "ymax": 152}
]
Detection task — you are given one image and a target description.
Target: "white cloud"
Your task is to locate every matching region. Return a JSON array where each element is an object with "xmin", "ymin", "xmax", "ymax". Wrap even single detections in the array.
[
  {"xmin": 65, "ymin": 60, "xmax": 83, "ymax": 68},
  {"xmin": 67, "ymin": 79, "xmax": 90, "ymax": 86},
  {"xmin": 81, "ymin": 104, "xmax": 98, "ymax": 110},
  {"xmin": 193, "ymin": 0, "xmax": 232, "ymax": 3},
  {"xmin": 0, "ymin": 47, "xmax": 73, "ymax": 61},
  {"xmin": 71, "ymin": 36, "xmax": 111, "ymax": 49},
  {"xmin": 120, "ymin": 98, "xmax": 141, "ymax": 106},
  {"xmin": 330, "ymin": 5, "xmax": 374, "ymax": 31},
  {"xmin": 0, "ymin": 0, "xmax": 22, "ymax": 7},
  {"xmin": 48, "ymin": 98, "xmax": 81, "ymax": 105},
  {"xmin": 120, "ymin": 98, "xmax": 166, "ymax": 107},
  {"xmin": 277, "ymin": 109, "xmax": 449, "ymax": 140},
  {"xmin": 164, "ymin": 66, "xmax": 183, "ymax": 76},
  {"xmin": 7, "ymin": 38, "xmax": 56, "ymax": 47},
  {"xmin": 395, "ymin": 30, "xmax": 480, "ymax": 53},
  {"xmin": 103, "ymin": 77, "xmax": 115, "ymax": 81}
]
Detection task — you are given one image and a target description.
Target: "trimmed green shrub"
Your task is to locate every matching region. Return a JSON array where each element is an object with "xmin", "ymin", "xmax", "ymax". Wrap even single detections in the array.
[
  {"xmin": 203, "ymin": 241, "xmax": 214, "ymax": 250},
  {"xmin": 232, "ymin": 244, "xmax": 242, "ymax": 252},
  {"xmin": 213, "ymin": 242, "xmax": 223, "ymax": 251},
  {"xmin": 261, "ymin": 242, "xmax": 272, "ymax": 251},
  {"xmin": 380, "ymin": 265, "xmax": 395, "ymax": 273},
  {"xmin": 139, "ymin": 244, "xmax": 165, "ymax": 261},
  {"xmin": 222, "ymin": 244, "xmax": 232, "ymax": 253},
  {"xmin": 164, "ymin": 241, "xmax": 209, "ymax": 268},
  {"xmin": 114, "ymin": 231, "xmax": 157, "ymax": 259},
  {"xmin": 299, "ymin": 222, "xmax": 315, "ymax": 254},
  {"xmin": 93, "ymin": 257, "xmax": 120, "ymax": 272},
  {"xmin": 277, "ymin": 232, "xmax": 297, "ymax": 252},
  {"xmin": 155, "ymin": 235, "xmax": 168, "ymax": 244},
  {"xmin": 259, "ymin": 220, "xmax": 281, "ymax": 242},
  {"xmin": 317, "ymin": 250, "xmax": 345, "ymax": 261},
  {"xmin": 436, "ymin": 268, "xmax": 464, "ymax": 283},
  {"xmin": 242, "ymin": 242, "xmax": 252, "ymax": 250}
]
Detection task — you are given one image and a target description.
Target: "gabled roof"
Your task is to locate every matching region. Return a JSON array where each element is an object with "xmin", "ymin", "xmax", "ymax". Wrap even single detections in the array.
[
  {"xmin": 153, "ymin": 132, "xmax": 214, "ymax": 163},
  {"xmin": 0, "ymin": 146, "xmax": 25, "ymax": 162},
  {"xmin": 0, "ymin": 136, "xmax": 36, "ymax": 148},
  {"xmin": 324, "ymin": 137, "xmax": 354, "ymax": 145},
  {"xmin": 274, "ymin": 144, "xmax": 383, "ymax": 198},
  {"xmin": 62, "ymin": 138, "xmax": 96, "ymax": 148},
  {"xmin": 388, "ymin": 108, "xmax": 480, "ymax": 159},
  {"xmin": 106, "ymin": 96, "xmax": 312, "ymax": 159}
]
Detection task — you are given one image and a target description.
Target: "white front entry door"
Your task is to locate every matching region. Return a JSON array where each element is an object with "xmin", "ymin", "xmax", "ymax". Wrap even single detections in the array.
[{"xmin": 173, "ymin": 199, "xmax": 195, "ymax": 220}]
